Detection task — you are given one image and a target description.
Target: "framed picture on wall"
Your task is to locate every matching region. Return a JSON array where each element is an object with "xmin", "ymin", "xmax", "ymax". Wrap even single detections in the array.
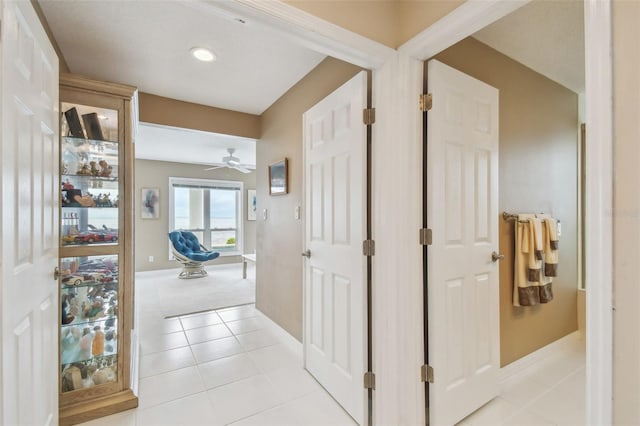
[
  {"xmin": 141, "ymin": 187, "xmax": 160, "ymax": 219},
  {"xmin": 247, "ymin": 189, "xmax": 256, "ymax": 221},
  {"xmin": 269, "ymin": 158, "xmax": 288, "ymax": 196}
]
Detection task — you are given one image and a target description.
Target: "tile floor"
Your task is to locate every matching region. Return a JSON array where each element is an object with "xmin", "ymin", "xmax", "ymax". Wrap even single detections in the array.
[
  {"xmin": 459, "ymin": 334, "xmax": 586, "ymax": 426},
  {"xmin": 81, "ymin": 301, "xmax": 356, "ymax": 426},
  {"xmin": 81, "ymin": 264, "xmax": 585, "ymax": 426}
]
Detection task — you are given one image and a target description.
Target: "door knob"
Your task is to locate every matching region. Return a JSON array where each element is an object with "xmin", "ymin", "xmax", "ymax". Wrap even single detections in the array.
[
  {"xmin": 53, "ymin": 266, "xmax": 61, "ymax": 280},
  {"xmin": 301, "ymin": 250, "xmax": 311, "ymax": 258},
  {"xmin": 491, "ymin": 252, "xmax": 505, "ymax": 262}
]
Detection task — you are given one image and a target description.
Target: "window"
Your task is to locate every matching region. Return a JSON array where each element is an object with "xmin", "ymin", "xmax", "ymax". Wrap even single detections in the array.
[{"xmin": 169, "ymin": 177, "xmax": 243, "ymax": 255}]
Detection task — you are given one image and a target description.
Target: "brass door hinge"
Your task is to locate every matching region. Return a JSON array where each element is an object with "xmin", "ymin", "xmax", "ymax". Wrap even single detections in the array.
[
  {"xmin": 363, "ymin": 240, "xmax": 375, "ymax": 256},
  {"xmin": 364, "ymin": 371, "xmax": 376, "ymax": 389},
  {"xmin": 421, "ymin": 364, "xmax": 434, "ymax": 383},
  {"xmin": 419, "ymin": 228, "xmax": 432, "ymax": 246},
  {"xmin": 419, "ymin": 93, "xmax": 432, "ymax": 112},
  {"xmin": 363, "ymin": 108, "xmax": 376, "ymax": 125}
]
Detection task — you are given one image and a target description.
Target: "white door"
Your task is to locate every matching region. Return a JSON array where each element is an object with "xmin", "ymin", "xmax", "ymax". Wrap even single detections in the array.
[
  {"xmin": 303, "ymin": 71, "xmax": 368, "ymax": 425},
  {"xmin": 426, "ymin": 60, "xmax": 499, "ymax": 426},
  {"xmin": 1, "ymin": 1, "xmax": 59, "ymax": 425}
]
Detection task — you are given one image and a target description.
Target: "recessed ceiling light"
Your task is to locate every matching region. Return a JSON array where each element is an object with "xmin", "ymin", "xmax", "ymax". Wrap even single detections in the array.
[{"xmin": 190, "ymin": 47, "xmax": 216, "ymax": 62}]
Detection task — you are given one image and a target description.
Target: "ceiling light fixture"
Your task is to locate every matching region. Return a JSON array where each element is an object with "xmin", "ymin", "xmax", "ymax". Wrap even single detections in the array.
[{"xmin": 190, "ymin": 47, "xmax": 216, "ymax": 62}]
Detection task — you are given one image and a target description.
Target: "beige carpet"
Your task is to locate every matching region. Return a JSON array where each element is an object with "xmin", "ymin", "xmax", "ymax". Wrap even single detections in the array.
[{"xmin": 135, "ymin": 262, "xmax": 255, "ymax": 318}]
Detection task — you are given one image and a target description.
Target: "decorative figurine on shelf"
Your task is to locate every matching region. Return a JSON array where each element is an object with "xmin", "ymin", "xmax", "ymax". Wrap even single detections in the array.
[
  {"xmin": 77, "ymin": 163, "xmax": 92, "ymax": 176},
  {"xmin": 61, "ymin": 294, "xmax": 75, "ymax": 325},
  {"xmin": 74, "ymin": 193, "xmax": 96, "ymax": 207},
  {"xmin": 62, "ymin": 162, "xmax": 69, "ymax": 174},
  {"xmin": 100, "ymin": 193, "xmax": 112, "ymax": 207},
  {"xmin": 92, "ymin": 326, "xmax": 105, "ymax": 356},
  {"xmin": 62, "ymin": 179, "xmax": 74, "ymax": 190},
  {"xmin": 98, "ymin": 160, "xmax": 112, "ymax": 177},
  {"xmin": 113, "ymin": 195, "xmax": 119, "ymax": 208},
  {"xmin": 90, "ymin": 161, "xmax": 99, "ymax": 177}
]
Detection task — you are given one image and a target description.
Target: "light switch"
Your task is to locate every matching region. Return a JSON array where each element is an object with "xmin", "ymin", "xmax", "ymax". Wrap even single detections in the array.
[
  {"xmin": 557, "ymin": 222, "xmax": 562, "ymax": 237},
  {"xmin": 263, "ymin": 208, "xmax": 268, "ymax": 220},
  {"xmin": 295, "ymin": 205, "xmax": 301, "ymax": 220}
]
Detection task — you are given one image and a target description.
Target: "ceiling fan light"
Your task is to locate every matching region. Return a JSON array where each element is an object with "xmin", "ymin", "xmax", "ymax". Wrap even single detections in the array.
[{"xmin": 227, "ymin": 159, "xmax": 240, "ymax": 166}]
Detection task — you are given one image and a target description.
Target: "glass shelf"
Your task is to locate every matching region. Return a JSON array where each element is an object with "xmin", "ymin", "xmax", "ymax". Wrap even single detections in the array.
[{"xmin": 61, "ymin": 317, "xmax": 118, "ymax": 365}]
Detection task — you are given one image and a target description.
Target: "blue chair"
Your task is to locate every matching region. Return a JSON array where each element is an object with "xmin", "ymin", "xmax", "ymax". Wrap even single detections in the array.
[{"xmin": 168, "ymin": 231, "xmax": 220, "ymax": 279}]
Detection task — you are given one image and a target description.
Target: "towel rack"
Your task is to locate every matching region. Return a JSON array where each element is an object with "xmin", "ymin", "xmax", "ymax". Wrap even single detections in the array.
[{"xmin": 502, "ymin": 211, "xmax": 560, "ymax": 224}]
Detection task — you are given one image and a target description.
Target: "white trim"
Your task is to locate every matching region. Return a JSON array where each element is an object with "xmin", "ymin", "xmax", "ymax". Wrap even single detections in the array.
[
  {"xmin": 399, "ymin": 0, "xmax": 531, "ymax": 59},
  {"xmin": 500, "ymin": 331, "xmax": 582, "ymax": 383},
  {"xmin": 191, "ymin": 0, "xmax": 395, "ymax": 69},
  {"xmin": 584, "ymin": 0, "xmax": 613, "ymax": 424},
  {"xmin": 399, "ymin": 0, "xmax": 613, "ymax": 424}
]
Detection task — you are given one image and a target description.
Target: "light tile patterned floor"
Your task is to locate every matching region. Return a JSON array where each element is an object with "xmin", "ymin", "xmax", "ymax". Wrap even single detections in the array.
[
  {"xmin": 458, "ymin": 334, "xmax": 586, "ymax": 426},
  {"xmin": 80, "ymin": 265, "xmax": 356, "ymax": 426},
  {"xmin": 81, "ymin": 265, "xmax": 585, "ymax": 426}
]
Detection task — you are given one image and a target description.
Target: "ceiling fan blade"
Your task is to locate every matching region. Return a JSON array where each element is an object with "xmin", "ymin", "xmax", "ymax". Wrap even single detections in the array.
[
  {"xmin": 204, "ymin": 165, "xmax": 224, "ymax": 171},
  {"xmin": 232, "ymin": 165, "xmax": 251, "ymax": 174}
]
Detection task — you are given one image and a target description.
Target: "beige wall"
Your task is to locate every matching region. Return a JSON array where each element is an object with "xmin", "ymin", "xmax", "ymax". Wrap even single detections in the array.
[
  {"xmin": 284, "ymin": 0, "xmax": 463, "ymax": 48},
  {"xmin": 135, "ymin": 159, "xmax": 256, "ymax": 272},
  {"xmin": 139, "ymin": 93, "xmax": 261, "ymax": 140},
  {"xmin": 613, "ymin": 1, "xmax": 640, "ymax": 423},
  {"xmin": 433, "ymin": 37, "xmax": 579, "ymax": 366},
  {"xmin": 257, "ymin": 57, "xmax": 363, "ymax": 340}
]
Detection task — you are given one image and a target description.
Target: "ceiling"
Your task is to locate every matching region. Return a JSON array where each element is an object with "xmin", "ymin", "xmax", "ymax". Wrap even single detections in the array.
[
  {"xmin": 39, "ymin": 0, "xmax": 326, "ymax": 115},
  {"xmin": 136, "ymin": 123, "xmax": 256, "ymax": 168},
  {"xmin": 42, "ymin": 0, "xmax": 585, "ymax": 167},
  {"xmin": 473, "ymin": 0, "xmax": 585, "ymax": 94}
]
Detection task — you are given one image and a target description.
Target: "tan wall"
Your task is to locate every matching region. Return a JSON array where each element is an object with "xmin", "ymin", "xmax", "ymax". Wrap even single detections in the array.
[
  {"xmin": 433, "ymin": 37, "xmax": 579, "ymax": 366},
  {"xmin": 257, "ymin": 57, "xmax": 363, "ymax": 340},
  {"xmin": 284, "ymin": 0, "xmax": 463, "ymax": 48},
  {"xmin": 138, "ymin": 93, "xmax": 260, "ymax": 140},
  {"xmin": 612, "ymin": 0, "xmax": 640, "ymax": 423},
  {"xmin": 135, "ymin": 159, "xmax": 256, "ymax": 272}
]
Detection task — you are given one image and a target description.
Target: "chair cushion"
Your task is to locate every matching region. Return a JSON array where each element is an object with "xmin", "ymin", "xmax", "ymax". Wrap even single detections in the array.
[{"xmin": 169, "ymin": 231, "xmax": 220, "ymax": 262}]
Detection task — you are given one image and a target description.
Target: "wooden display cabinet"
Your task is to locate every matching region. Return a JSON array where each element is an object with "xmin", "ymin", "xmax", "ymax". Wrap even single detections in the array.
[{"xmin": 58, "ymin": 74, "xmax": 138, "ymax": 425}]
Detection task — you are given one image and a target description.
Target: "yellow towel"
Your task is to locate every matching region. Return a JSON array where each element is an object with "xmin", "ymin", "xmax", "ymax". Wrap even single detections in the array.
[
  {"xmin": 543, "ymin": 217, "xmax": 559, "ymax": 277},
  {"xmin": 514, "ymin": 214, "xmax": 538, "ymax": 306}
]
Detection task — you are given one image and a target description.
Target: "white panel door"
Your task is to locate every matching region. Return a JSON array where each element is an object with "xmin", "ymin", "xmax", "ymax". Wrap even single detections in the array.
[
  {"xmin": 303, "ymin": 71, "xmax": 367, "ymax": 425},
  {"xmin": 426, "ymin": 60, "xmax": 499, "ymax": 426},
  {"xmin": 1, "ymin": 1, "xmax": 59, "ymax": 425}
]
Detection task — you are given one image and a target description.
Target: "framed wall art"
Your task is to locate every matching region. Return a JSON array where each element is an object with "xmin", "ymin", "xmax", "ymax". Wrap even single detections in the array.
[
  {"xmin": 141, "ymin": 187, "xmax": 160, "ymax": 219},
  {"xmin": 269, "ymin": 158, "xmax": 288, "ymax": 196}
]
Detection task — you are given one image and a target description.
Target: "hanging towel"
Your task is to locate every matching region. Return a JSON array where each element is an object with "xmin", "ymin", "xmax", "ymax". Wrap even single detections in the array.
[
  {"xmin": 543, "ymin": 217, "xmax": 559, "ymax": 277},
  {"xmin": 513, "ymin": 214, "xmax": 555, "ymax": 306},
  {"xmin": 514, "ymin": 214, "xmax": 539, "ymax": 306}
]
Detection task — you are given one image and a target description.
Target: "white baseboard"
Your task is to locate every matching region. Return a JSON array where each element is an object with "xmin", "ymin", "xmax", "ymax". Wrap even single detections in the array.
[{"xmin": 500, "ymin": 330, "xmax": 582, "ymax": 383}]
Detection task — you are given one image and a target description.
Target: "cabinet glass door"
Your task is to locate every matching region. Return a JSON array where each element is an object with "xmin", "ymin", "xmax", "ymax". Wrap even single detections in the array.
[
  {"xmin": 60, "ymin": 103, "xmax": 119, "ymax": 247},
  {"xmin": 60, "ymin": 254, "xmax": 119, "ymax": 393}
]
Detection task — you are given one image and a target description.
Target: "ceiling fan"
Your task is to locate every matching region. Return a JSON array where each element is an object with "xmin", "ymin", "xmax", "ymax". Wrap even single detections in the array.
[{"xmin": 204, "ymin": 148, "xmax": 251, "ymax": 174}]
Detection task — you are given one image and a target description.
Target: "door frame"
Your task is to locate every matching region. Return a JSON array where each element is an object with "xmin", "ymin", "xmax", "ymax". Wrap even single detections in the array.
[
  {"xmin": 399, "ymin": 1, "xmax": 612, "ymax": 425},
  {"xmin": 197, "ymin": 0, "xmax": 613, "ymax": 424}
]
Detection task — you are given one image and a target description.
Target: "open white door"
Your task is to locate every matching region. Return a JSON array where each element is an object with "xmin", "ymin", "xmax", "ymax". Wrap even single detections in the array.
[
  {"xmin": 303, "ymin": 71, "xmax": 368, "ymax": 425},
  {"xmin": 1, "ymin": 1, "xmax": 59, "ymax": 425},
  {"xmin": 426, "ymin": 60, "xmax": 499, "ymax": 426}
]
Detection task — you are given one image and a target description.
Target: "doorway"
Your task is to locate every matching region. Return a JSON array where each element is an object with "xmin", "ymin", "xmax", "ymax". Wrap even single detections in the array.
[{"xmin": 414, "ymin": 0, "xmax": 611, "ymax": 424}]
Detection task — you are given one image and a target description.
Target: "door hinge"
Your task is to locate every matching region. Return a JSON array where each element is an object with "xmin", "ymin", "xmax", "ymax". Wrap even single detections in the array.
[
  {"xmin": 419, "ymin": 228, "xmax": 432, "ymax": 246},
  {"xmin": 363, "ymin": 239, "xmax": 375, "ymax": 256},
  {"xmin": 364, "ymin": 371, "xmax": 376, "ymax": 389},
  {"xmin": 421, "ymin": 364, "xmax": 434, "ymax": 383},
  {"xmin": 363, "ymin": 108, "xmax": 376, "ymax": 125},
  {"xmin": 419, "ymin": 93, "xmax": 432, "ymax": 112}
]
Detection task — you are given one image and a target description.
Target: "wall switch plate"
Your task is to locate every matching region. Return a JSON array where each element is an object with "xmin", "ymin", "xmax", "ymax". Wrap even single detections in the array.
[
  {"xmin": 557, "ymin": 222, "xmax": 562, "ymax": 237},
  {"xmin": 263, "ymin": 208, "xmax": 268, "ymax": 220},
  {"xmin": 295, "ymin": 205, "xmax": 301, "ymax": 220},
  {"xmin": 148, "ymin": 255, "xmax": 154, "ymax": 262}
]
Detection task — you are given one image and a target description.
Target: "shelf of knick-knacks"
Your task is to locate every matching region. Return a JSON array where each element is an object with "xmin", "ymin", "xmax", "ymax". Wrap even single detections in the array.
[{"xmin": 58, "ymin": 73, "xmax": 137, "ymax": 424}]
